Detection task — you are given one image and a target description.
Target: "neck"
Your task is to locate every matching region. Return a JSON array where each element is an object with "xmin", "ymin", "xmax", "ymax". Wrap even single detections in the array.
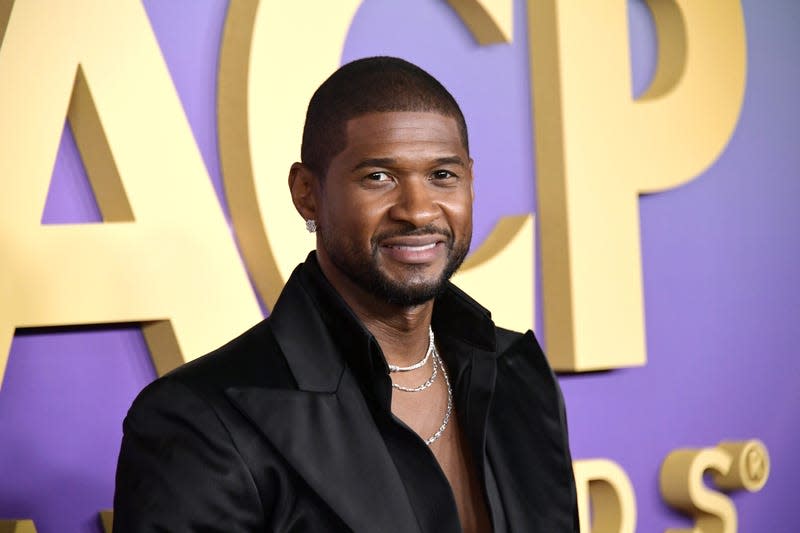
[
  {"xmin": 316, "ymin": 253, "xmax": 435, "ymax": 368},
  {"xmin": 361, "ymin": 306, "xmax": 433, "ymax": 369}
]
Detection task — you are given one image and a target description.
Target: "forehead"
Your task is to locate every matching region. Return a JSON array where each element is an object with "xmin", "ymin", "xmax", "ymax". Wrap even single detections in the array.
[{"xmin": 338, "ymin": 111, "xmax": 466, "ymax": 160}]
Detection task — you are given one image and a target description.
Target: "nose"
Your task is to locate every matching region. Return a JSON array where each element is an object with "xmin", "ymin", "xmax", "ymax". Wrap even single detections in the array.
[{"xmin": 387, "ymin": 178, "xmax": 440, "ymax": 227}]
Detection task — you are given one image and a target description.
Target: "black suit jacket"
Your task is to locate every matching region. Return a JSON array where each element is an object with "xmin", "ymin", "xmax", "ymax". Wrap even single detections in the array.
[{"xmin": 114, "ymin": 257, "xmax": 578, "ymax": 532}]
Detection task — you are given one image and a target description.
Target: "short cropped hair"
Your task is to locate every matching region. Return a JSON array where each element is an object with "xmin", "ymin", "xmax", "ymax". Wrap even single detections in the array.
[{"xmin": 301, "ymin": 56, "xmax": 469, "ymax": 177}]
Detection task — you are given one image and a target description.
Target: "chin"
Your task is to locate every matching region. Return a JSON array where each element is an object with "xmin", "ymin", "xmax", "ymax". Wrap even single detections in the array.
[{"xmin": 373, "ymin": 273, "xmax": 449, "ymax": 307}]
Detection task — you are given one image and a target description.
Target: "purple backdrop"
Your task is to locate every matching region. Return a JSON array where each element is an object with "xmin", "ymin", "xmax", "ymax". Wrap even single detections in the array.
[{"xmin": 1, "ymin": 1, "xmax": 797, "ymax": 531}]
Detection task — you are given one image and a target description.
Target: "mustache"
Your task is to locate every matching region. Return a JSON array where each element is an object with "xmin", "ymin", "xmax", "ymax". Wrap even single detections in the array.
[{"xmin": 372, "ymin": 224, "xmax": 454, "ymax": 244}]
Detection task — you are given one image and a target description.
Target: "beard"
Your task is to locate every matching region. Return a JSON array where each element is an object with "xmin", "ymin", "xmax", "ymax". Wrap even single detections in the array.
[{"xmin": 320, "ymin": 224, "xmax": 471, "ymax": 306}]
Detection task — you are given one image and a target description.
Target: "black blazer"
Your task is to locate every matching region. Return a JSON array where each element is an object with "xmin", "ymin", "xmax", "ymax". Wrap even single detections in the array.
[{"xmin": 113, "ymin": 260, "xmax": 578, "ymax": 532}]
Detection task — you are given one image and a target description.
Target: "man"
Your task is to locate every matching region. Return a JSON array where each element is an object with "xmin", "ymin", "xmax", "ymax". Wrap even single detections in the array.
[{"xmin": 114, "ymin": 56, "xmax": 578, "ymax": 532}]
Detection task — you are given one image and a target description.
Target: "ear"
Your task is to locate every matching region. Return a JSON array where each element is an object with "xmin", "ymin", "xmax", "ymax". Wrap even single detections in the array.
[
  {"xmin": 288, "ymin": 162, "xmax": 318, "ymax": 222},
  {"xmin": 468, "ymin": 158, "xmax": 475, "ymax": 202}
]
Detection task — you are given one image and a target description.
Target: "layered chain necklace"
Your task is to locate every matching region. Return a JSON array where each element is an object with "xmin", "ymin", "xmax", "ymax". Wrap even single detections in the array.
[{"xmin": 387, "ymin": 326, "xmax": 453, "ymax": 446}]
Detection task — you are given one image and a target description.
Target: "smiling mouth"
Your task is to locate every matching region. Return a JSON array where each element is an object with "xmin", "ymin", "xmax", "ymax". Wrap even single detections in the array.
[
  {"xmin": 378, "ymin": 239, "xmax": 446, "ymax": 265},
  {"xmin": 386, "ymin": 242, "xmax": 438, "ymax": 252}
]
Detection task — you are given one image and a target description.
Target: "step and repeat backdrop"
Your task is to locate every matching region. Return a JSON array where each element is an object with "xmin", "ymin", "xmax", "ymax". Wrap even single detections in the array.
[{"xmin": 1, "ymin": 1, "xmax": 797, "ymax": 532}]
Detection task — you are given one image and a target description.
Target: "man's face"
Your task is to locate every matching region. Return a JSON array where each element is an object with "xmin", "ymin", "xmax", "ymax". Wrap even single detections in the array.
[{"xmin": 314, "ymin": 111, "xmax": 473, "ymax": 306}]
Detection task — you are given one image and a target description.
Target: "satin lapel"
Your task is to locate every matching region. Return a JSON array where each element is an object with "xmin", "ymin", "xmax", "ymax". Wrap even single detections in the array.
[
  {"xmin": 226, "ymin": 370, "xmax": 420, "ymax": 533},
  {"xmin": 487, "ymin": 332, "xmax": 578, "ymax": 532}
]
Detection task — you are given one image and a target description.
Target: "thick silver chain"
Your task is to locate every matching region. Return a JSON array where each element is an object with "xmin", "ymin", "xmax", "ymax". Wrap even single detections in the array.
[{"xmin": 387, "ymin": 326, "xmax": 434, "ymax": 372}]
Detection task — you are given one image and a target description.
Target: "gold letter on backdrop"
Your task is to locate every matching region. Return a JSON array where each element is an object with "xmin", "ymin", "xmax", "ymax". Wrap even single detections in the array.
[
  {"xmin": 218, "ymin": 0, "xmax": 536, "ymax": 332},
  {"xmin": 528, "ymin": 1, "xmax": 747, "ymax": 370},
  {"xmin": 217, "ymin": 0, "xmax": 363, "ymax": 309},
  {"xmin": 0, "ymin": 0, "xmax": 262, "ymax": 385},
  {"xmin": 661, "ymin": 447, "xmax": 736, "ymax": 533},
  {"xmin": 447, "ymin": 0, "xmax": 513, "ymax": 44},
  {"xmin": 573, "ymin": 459, "xmax": 637, "ymax": 533},
  {"xmin": 0, "ymin": 520, "xmax": 37, "ymax": 533},
  {"xmin": 660, "ymin": 440, "xmax": 770, "ymax": 533}
]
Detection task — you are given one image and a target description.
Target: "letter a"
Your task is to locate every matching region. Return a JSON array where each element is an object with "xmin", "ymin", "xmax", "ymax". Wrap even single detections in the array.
[{"xmin": 0, "ymin": 1, "xmax": 262, "ymax": 386}]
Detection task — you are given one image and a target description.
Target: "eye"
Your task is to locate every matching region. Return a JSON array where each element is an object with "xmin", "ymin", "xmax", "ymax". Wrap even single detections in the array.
[
  {"xmin": 432, "ymin": 169, "xmax": 457, "ymax": 181},
  {"xmin": 364, "ymin": 171, "xmax": 391, "ymax": 182}
]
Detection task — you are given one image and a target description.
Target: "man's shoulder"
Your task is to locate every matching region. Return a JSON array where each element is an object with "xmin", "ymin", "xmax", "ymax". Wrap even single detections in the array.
[
  {"xmin": 494, "ymin": 325, "xmax": 544, "ymax": 356},
  {"xmin": 494, "ymin": 326, "xmax": 528, "ymax": 351},
  {"xmin": 136, "ymin": 318, "xmax": 296, "ymax": 406},
  {"xmin": 493, "ymin": 326, "xmax": 557, "ymax": 380}
]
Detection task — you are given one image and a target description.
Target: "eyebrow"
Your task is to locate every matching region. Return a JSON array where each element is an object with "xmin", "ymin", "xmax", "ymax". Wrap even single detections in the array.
[{"xmin": 351, "ymin": 156, "xmax": 467, "ymax": 172}]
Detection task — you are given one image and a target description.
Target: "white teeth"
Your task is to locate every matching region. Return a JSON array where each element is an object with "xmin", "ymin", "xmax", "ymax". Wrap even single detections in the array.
[{"xmin": 393, "ymin": 242, "xmax": 436, "ymax": 251}]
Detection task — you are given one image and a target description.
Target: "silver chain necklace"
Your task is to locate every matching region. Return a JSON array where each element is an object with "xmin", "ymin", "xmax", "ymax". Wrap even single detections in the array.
[
  {"xmin": 387, "ymin": 326, "xmax": 434, "ymax": 372},
  {"xmin": 424, "ymin": 349, "xmax": 453, "ymax": 446},
  {"xmin": 391, "ymin": 352, "xmax": 438, "ymax": 392},
  {"xmin": 386, "ymin": 327, "xmax": 453, "ymax": 446}
]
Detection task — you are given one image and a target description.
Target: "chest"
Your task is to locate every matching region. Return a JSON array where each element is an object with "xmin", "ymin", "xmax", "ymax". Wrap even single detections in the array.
[
  {"xmin": 430, "ymin": 417, "xmax": 493, "ymax": 533},
  {"xmin": 391, "ymin": 379, "xmax": 492, "ymax": 533}
]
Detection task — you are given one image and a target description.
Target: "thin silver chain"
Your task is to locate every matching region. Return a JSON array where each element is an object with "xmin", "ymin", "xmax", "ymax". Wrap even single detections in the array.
[{"xmin": 424, "ymin": 348, "xmax": 453, "ymax": 446}]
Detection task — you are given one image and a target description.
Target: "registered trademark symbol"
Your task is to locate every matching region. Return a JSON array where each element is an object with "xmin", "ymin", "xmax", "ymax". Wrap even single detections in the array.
[
  {"xmin": 713, "ymin": 440, "xmax": 770, "ymax": 492},
  {"xmin": 745, "ymin": 447, "xmax": 766, "ymax": 482}
]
